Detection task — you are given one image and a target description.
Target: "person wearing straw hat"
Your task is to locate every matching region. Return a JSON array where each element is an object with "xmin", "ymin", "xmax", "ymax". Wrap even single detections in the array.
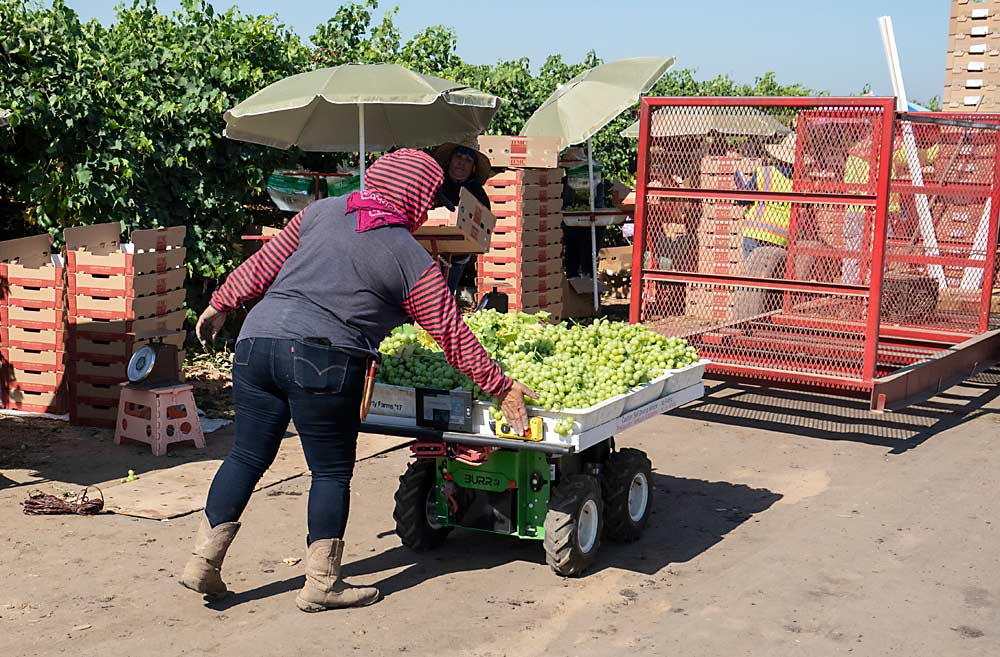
[
  {"xmin": 433, "ymin": 140, "xmax": 493, "ymax": 293},
  {"xmin": 735, "ymin": 132, "xmax": 797, "ymax": 260},
  {"xmin": 185, "ymin": 149, "xmax": 535, "ymax": 612}
]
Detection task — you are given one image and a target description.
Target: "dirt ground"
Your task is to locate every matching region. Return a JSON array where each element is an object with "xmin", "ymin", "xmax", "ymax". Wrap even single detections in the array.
[{"xmin": 2, "ymin": 370, "xmax": 1000, "ymax": 657}]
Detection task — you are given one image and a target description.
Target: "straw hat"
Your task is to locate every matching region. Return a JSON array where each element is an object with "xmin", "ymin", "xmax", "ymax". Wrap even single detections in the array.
[
  {"xmin": 765, "ymin": 132, "xmax": 797, "ymax": 165},
  {"xmin": 434, "ymin": 137, "xmax": 493, "ymax": 185}
]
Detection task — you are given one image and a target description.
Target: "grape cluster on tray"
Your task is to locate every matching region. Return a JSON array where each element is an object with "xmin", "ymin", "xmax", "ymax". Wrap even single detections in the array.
[{"xmin": 377, "ymin": 310, "xmax": 699, "ymax": 426}]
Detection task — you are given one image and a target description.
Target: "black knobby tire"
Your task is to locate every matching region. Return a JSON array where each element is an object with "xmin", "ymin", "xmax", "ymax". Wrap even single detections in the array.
[
  {"xmin": 393, "ymin": 459, "xmax": 452, "ymax": 551},
  {"xmin": 543, "ymin": 475, "xmax": 604, "ymax": 577},
  {"xmin": 602, "ymin": 448, "xmax": 653, "ymax": 543}
]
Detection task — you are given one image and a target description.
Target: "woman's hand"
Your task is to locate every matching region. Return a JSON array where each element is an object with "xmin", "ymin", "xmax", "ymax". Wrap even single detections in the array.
[
  {"xmin": 496, "ymin": 380, "xmax": 538, "ymax": 436},
  {"xmin": 195, "ymin": 305, "xmax": 226, "ymax": 348}
]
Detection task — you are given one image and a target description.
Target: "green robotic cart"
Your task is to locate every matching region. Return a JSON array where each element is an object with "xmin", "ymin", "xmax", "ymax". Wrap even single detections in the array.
[
  {"xmin": 391, "ymin": 438, "xmax": 653, "ymax": 576},
  {"xmin": 367, "ymin": 368, "xmax": 706, "ymax": 575}
]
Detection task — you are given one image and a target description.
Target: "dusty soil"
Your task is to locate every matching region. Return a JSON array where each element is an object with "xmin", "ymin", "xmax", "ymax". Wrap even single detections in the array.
[{"xmin": 2, "ymin": 372, "xmax": 1000, "ymax": 657}]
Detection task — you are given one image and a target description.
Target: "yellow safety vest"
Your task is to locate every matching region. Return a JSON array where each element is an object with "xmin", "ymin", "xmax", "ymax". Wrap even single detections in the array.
[
  {"xmin": 845, "ymin": 145, "xmax": 939, "ymax": 214},
  {"xmin": 742, "ymin": 166, "xmax": 793, "ymax": 247}
]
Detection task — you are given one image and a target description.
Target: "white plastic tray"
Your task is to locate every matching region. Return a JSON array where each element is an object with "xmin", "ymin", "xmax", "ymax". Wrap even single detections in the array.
[
  {"xmin": 368, "ymin": 360, "xmax": 708, "ymax": 450},
  {"xmin": 364, "ymin": 381, "xmax": 705, "ymax": 453},
  {"xmin": 562, "ymin": 212, "xmax": 628, "ymax": 227}
]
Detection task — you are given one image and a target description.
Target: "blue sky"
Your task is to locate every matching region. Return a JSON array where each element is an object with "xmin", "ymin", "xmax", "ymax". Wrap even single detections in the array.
[{"xmin": 66, "ymin": 0, "xmax": 949, "ymax": 102}]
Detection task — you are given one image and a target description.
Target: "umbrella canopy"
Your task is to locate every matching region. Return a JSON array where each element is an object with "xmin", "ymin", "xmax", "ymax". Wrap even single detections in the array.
[
  {"xmin": 0, "ymin": 109, "xmax": 9, "ymax": 128},
  {"xmin": 620, "ymin": 106, "xmax": 791, "ymax": 139},
  {"xmin": 519, "ymin": 56, "xmax": 675, "ymax": 149},
  {"xmin": 520, "ymin": 56, "xmax": 674, "ymax": 313},
  {"xmin": 224, "ymin": 63, "xmax": 500, "ymax": 152}
]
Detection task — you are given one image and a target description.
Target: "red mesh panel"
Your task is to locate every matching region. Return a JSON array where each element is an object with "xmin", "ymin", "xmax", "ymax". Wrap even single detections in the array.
[{"xmin": 631, "ymin": 100, "xmax": 1000, "ymax": 393}]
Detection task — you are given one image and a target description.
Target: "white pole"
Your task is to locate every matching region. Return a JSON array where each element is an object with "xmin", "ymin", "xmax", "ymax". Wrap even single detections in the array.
[
  {"xmin": 587, "ymin": 137, "xmax": 599, "ymax": 312},
  {"xmin": 878, "ymin": 16, "xmax": 946, "ymax": 288},
  {"xmin": 358, "ymin": 105, "xmax": 366, "ymax": 189},
  {"xmin": 961, "ymin": 200, "xmax": 992, "ymax": 289}
]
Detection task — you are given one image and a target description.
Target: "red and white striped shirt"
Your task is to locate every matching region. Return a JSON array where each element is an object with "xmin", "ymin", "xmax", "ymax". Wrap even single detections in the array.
[{"xmin": 211, "ymin": 210, "xmax": 511, "ymax": 396}]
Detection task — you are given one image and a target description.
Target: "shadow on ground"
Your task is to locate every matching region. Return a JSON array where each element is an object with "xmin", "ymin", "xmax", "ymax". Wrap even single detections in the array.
[
  {"xmin": 0, "ymin": 420, "xmax": 250, "ymax": 491},
  {"xmin": 207, "ymin": 472, "xmax": 780, "ymax": 608},
  {"xmin": 674, "ymin": 367, "xmax": 1000, "ymax": 454}
]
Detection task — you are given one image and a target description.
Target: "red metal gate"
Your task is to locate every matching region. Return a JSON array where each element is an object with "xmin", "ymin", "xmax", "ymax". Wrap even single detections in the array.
[{"xmin": 629, "ymin": 98, "xmax": 1000, "ymax": 409}]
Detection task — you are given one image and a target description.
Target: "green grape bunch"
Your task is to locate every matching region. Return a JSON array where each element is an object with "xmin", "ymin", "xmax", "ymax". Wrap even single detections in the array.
[{"xmin": 376, "ymin": 311, "xmax": 699, "ymax": 413}]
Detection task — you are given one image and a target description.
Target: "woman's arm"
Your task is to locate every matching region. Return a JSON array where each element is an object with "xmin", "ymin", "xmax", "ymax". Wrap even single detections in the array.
[
  {"xmin": 209, "ymin": 210, "xmax": 304, "ymax": 312},
  {"xmin": 402, "ymin": 265, "xmax": 511, "ymax": 395}
]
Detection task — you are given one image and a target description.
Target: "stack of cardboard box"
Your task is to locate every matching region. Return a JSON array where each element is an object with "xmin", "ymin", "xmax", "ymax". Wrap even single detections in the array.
[
  {"xmin": 64, "ymin": 224, "xmax": 187, "ymax": 428},
  {"xmin": 478, "ymin": 168, "xmax": 565, "ymax": 316},
  {"xmin": 685, "ymin": 154, "xmax": 757, "ymax": 322},
  {"xmin": 944, "ymin": 0, "xmax": 1000, "ymax": 112},
  {"xmin": 935, "ymin": 199, "xmax": 988, "ymax": 287},
  {"xmin": 476, "ymin": 136, "xmax": 566, "ymax": 318},
  {"xmin": 0, "ymin": 235, "xmax": 68, "ymax": 414}
]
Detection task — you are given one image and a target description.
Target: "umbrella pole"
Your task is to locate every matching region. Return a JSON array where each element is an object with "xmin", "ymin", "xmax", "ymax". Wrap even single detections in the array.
[
  {"xmin": 588, "ymin": 137, "xmax": 599, "ymax": 312},
  {"xmin": 359, "ymin": 105, "xmax": 366, "ymax": 189}
]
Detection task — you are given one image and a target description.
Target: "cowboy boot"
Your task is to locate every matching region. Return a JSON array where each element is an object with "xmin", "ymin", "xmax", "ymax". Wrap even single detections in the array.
[
  {"xmin": 179, "ymin": 513, "xmax": 241, "ymax": 598},
  {"xmin": 295, "ymin": 538, "xmax": 380, "ymax": 612}
]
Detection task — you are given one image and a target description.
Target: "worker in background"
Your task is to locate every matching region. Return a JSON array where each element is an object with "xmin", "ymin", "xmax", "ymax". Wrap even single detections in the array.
[
  {"xmin": 185, "ymin": 150, "xmax": 534, "ymax": 612},
  {"xmin": 433, "ymin": 141, "xmax": 493, "ymax": 293},
  {"xmin": 842, "ymin": 135, "xmax": 939, "ymax": 284},
  {"xmin": 735, "ymin": 132, "xmax": 796, "ymax": 262}
]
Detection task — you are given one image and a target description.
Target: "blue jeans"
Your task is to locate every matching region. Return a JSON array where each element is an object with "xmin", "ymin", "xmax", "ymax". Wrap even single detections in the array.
[
  {"xmin": 205, "ymin": 337, "xmax": 367, "ymax": 542},
  {"xmin": 742, "ymin": 237, "xmax": 767, "ymax": 261},
  {"xmin": 447, "ymin": 255, "xmax": 471, "ymax": 293}
]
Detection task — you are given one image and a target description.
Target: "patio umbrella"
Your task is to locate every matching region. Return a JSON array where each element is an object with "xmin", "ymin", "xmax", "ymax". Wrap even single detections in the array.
[
  {"xmin": 620, "ymin": 106, "xmax": 791, "ymax": 139},
  {"xmin": 520, "ymin": 56, "xmax": 675, "ymax": 310},
  {"xmin": 0, "ymin": 109, "xmax": 9, "ymax": 128},
  {"xmin": 224, "ymin": 63, "xmax": 500, "ymax": 186}
]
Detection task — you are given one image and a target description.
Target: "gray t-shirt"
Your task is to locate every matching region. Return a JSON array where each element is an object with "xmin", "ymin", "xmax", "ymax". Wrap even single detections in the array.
[{"xmin": 238, "ymin": 196, "xmax": 434, "ymax": 357}]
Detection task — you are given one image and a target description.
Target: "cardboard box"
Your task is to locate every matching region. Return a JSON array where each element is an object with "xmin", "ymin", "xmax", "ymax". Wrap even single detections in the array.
[
  {"xmin": 69, "ymin": 358, "xmax": 128, "ymax": 384},
  {"xmin": 71, "ymin": 380, "xmax": 122, "ymax": 402},
  {"xmin": 696, "ymin": 218, "xmax": 742, "ymax": 238},
  {"xmin": 479, "ymin": 256, "xmax": 563, "ymax": 279},
  {"xmin": 65, "ymin": 224, "xmax": 187, "ymax": 276},
  {"xmin": 416, "ymin": 187, "xmax": 497, "ymax": 254},
  {"xmin": 486, "ymin": 168, "xmax": 565, "ymax": 187},
  {"xmin": 478, "ymin": 136, "xmax": 561, "ymax": 169},
  {"xmin": 478, "ymin": 271, "xmax": 564, "ymax": 293},
  {"xmin": 486, "ymin": 183, "xmax": 563, "ymax": 202},
  {"xmin": 2, "ymin": 347, "xmax": 66, "ymax": 372},
  {"xmin": 68, "ymin": 288, "xmax": 185, "ymax": 321},
  {"xmin": 1, "ymin": 305, "xmax": 66, "ymax": 331},
  {"xmin": 70, "ymin": 330, "xmax": 184, "ymax": 361},
  {"xmin": 2, "ymin": 388, "xmax": 65, "ymax": 414},
  {"xmin": 68, "ymin": 267, "xmax": 186, "ymax": 298},
  {"xmin": 490, "ymin": 228, "xmax": 563, "ymax": 249},
  {"xmin": 507, "ymin": 288, "xmax": 563, "ymax": 311},
  {"xmin": 0, "ymin": 234, "xmax": 64, "ymax": 290},
  {"xmin": 485, "ymin": 243, "xmax": 562, "ymax": 263},
  {"xmin": 700, "ymin": 233, "xmax": 744, "ymax": 250},
  {"xmin": 597, "ymin": 246, "xmax": 633, "ymax": 275},
  {"xmin": 701, "ymin": 155, "xmax": 742, "ymax": 175},
  {"xmin": 68, "ymin": 309, "xmax": 186, "ymax": 339},
  {"xmin": 1, "ymin": 326, "xmax": 65, "ymax": 351},
  {"xmin": 490, "ymin": 197, "xmax": 563, "ymax": 218},
  {"xmin": 69, "ymin": 398, "xmax": 118, "ymax": 428},
  {"xmin": 492, "ymin": 214, "xmax": 564, "ymax": 234},
  {"xmin": 703, "ymin": 202, "xmax": 744, "ymax": 220},
  {"xmin": 3, "ymin": 367, "xmax": 64, "ymax": 391},
  {"xmin": 561, "ymin": 278, "xmax": 597, "ymax": 319},
  {"xmin": 5, "ymin": 284, "xmax": 65, "ymax": 309},
  {"xmin": 698, "ymin": 173, "xmax": 738, "ymax": 190}
]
